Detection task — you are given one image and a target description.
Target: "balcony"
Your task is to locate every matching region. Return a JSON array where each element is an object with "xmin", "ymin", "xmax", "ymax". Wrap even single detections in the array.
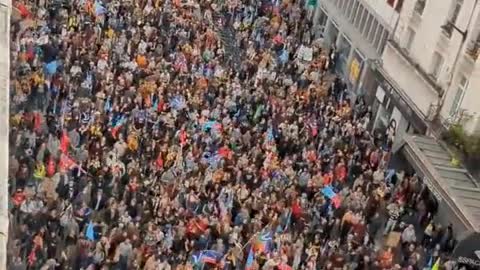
[
  {"xmin": 466, "ymin": 39, "xmax": 480, "ymax": 61},
  {"xmin": 414, "ymin": 0, "xmax": 426, "ymax": 15},
  {"xmin": 441, "ymin": 22, "xmax": 454, "ymax": 39}
]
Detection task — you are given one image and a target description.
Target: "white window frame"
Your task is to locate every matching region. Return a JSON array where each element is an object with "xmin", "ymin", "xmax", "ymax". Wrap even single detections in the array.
[
  {"xmin": 350, "ymin": 0, "xmax": 360, "ymax": 23},
  {"xmin": 354, "ymin": 5, "xmax": 365, "ymax": 28},
  {"xmin": 368, "ymin": 19, "xmax": 379, "ymax": 43},
  {"xmin": 450, "ymin": 0, "xmax": 464, "ymax": 24},
  {"xmin": 404, "ymin": 27, "xmax": 416, "ymax": 52},
  {"xmin": 363, "ymin": 13, "xmax": 373, "ymax": 38},
  {"xmin": 449, "ymin": 75, "xmax": 468, "ymax": 116},
  {"xmin": 430, "ymin": 52, "xmax": 445, "ymax": 79}
]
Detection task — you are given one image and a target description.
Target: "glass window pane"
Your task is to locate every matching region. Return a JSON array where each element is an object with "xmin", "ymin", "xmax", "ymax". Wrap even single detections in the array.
[
  {"xmin": 350, "ymin": 1, "xmax": 360, "ymax": 23},
  {"xmin": 363, "ymin": 14, "xmax": 373, "ymax": 37},
  {"xmin": 374, "ymin": 26, "xmax": 385, "ymax": 49},
  {"xmin": 355, "ymin": 5, "xmax": 365, "ymax": 28},
  {"xmin": 345, "ymin": 0, "xmax": 354, "ymax": 18},
  {"xmin": 377, "ymin": 29, "xmax": 389, "ymax": 54},
  {"xmin": 368, "ymin": 19, "xmax": 379, "ymax": 42}
]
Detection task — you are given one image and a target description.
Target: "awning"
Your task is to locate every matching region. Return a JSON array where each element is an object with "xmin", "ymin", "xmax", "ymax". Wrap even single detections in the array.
[
  {"xmin": 397, "ymin": 135, "xmax": 480, "ymax": 232},
  {"xmin": 452, "ymin": 232, "xmax": 480, "ymax": 267}
]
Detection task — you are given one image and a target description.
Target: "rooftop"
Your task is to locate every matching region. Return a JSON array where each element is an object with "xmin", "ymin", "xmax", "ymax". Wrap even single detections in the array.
[{"xmin": 406, "ymin": 135, "xmax": 480, "ymax": 231}]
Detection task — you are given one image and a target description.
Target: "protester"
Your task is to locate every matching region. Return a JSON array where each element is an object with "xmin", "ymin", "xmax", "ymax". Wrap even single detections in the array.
[{"xmin": 9, "ymin": 0, "xmax": 458, "ymax": 269}]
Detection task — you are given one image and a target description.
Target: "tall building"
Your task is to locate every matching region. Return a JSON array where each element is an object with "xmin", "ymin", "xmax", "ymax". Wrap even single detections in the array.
[
  {"xmin": 373, "ymin": 0, "xmax": 480, "ymax": 138},
  {"xmin": 0, "ymin": 0, "xmax": 9, "ymax": 268},
  {"xmin": 313, "ymin": 0, "xmax": 403, "ymax": 103}
]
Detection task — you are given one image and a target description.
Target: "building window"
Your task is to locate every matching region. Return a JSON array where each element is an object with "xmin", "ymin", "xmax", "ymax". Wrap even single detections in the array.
[
  {"xmin": 430, "ymin": 52, "xmax": 445, "ymax": 79},
  {"xmin": 374, "ymin": 26, "xmax": 385, "ymax": 50},
  {"xmin": 350, "ymin": 1, "xmax": 360, "ymax": 23},
  {"xmin": 354, "ymin": 5, "xmax": 365, "ymax": 28},
  {"xmin": 450, "ymin": 0, "xmax": 464, "ymax": 24},
  {"xmin": 377, "ymin": 29, "xmax": 389, "ymax": 54},
  {"xmin": 341, "ymin": 0, "xmax": 349, "ymax": 13},
  {"xmin": 363, "ymin": 14, "xmax": 373, "ymax": 37},
  {"xmin": 449, "ymin": 75, "xmax": 468, "ymax": 116},
  {"xmin": 368, "ymin": 20, "xmax": 379, "ymax": 43},
  {"xmin": 414, "ymin": 0, "xmax": 426, "ymax": 15},
  {"xmin": 404, "ymin": 27, "xmax": 416, "ymax": 52},
  {"xmin": 345, "ymin": 0, "xmax": 354, "ymax": 18}
]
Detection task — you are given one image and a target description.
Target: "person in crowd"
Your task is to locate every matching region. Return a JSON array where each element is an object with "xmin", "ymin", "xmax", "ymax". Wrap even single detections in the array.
[{"xmin": 8, "ymin": 0, "xmax": 458, "ymax": 269}]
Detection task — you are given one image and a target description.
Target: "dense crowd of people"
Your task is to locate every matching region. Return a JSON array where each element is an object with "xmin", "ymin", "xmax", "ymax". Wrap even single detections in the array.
[{"xmin": 8, "ymin": 0, "xmax": 462, "ymax": 269}]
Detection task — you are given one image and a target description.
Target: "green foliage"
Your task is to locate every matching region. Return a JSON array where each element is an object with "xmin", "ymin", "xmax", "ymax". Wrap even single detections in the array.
[{"xmin": 443, "ymin": 124, "xmax": 480, "ymax": 166}]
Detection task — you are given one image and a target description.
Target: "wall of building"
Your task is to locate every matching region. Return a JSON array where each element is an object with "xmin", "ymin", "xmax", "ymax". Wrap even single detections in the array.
[
  {"xmin": 438, "ymin": 1, "xmax": 480, "ymax": 135},
  {"xmin": 377, "ymin": 0, "xmax": 480, "ymax": 139},
  {"xmin": 314, "ymin": 0, "xmax": 400, "ymax": 101},
  {"xmin": 0, "ymin": 0, "xmax": 9, "ymax": 268}
]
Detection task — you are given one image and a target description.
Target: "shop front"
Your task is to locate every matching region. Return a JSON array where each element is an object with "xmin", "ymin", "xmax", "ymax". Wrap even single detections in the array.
[
  {"xmin": 371, "ymin": 63, "xmax": 427, "ymax": 145},
  {"xmin": 394, "ymin": 135, "xmax": 480, "ymax": 235}
]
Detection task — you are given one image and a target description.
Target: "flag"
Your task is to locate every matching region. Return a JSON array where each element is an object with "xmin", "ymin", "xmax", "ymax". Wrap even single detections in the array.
[
  {"xmin": 111, "ymin": 116, "xmax": 126, "ymax": 139},
  {"xmin": 245, "ymin": 248, "xmax": 255, "ymax": 270},
  {"xmin": 180, "ymin": 129, "xmax": 187, "ymax": 147},
  {"xmin": 431, "ymin": 258, "xmax": 440, "ymax": 270},
  {"xmin": 94, "ymin": 0, "xmax": 107, "ymax": 16},
  {"xmin": 217, "ymin": 146, "xmax": 232, "ymax": 159},
  {"xmin": 254, "ymin": 230, "xmax": 273, "ymax": 253},
  {"xmin": 321, "ymin": 185, "xmax": 336, "ymax": 199},
  {"xmin": 44, "ymin": 60, "xmax": 59, "ymax": 75},
  {"xmin": 59, "ymin": 154, "xmax": 77, "ymax": 172},
  {"xmin": 59, "ymin": 130, "xmax": 70, "ymax": 154},
  {"xmin": 169, "ymin": 95, "xmax": 187, "ymax": 110},
  {"xmin": 331, "ymin": 195, "xmax": 341, "ymax": 208},
  {"xmin": 200, "ymin": 250, "xmax": 222, "ymax": 264},
  {"xmin": 86, "ymin": 221, "xmax": 95, "ymax": 240}
]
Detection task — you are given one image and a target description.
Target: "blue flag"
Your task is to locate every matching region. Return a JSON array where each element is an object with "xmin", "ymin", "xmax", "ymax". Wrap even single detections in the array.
[
  {"xmin": 86, "ymin": 221, "xmax": 95, "ymax": 241},
  {"xmin": 44, "ymin": 60, "xmax": 59, "ymax": 75},
  {"xmin": 322, "ymin": 185, "xmax": 336, "ymax": 199}
]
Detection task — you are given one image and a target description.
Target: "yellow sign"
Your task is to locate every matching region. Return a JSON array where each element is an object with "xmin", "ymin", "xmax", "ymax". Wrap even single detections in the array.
[{"xmin": 349, "ymin": 58, "xmax": 361, "ymax": 84}]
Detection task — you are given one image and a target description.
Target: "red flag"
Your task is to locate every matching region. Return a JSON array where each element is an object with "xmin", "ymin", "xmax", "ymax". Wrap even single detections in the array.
[
  {"xmin": 156, "ymin": 153, "xmax": 164, "ymax": 169},
  {"xmin": 332, "ymin": 195, "xmax": 341, "ymax": 208},
  {"xmin": 218, "ymin": 146, "xmax": 232, "ymax": 159},
  {"xmin": 180, "ymin": 129, "xmax": 187, "ymax": 147},
  {"xmin": 59, "ymin": 154, "xmax": 77, "ymax": 172},
  {"xmin": 59, "ymin": 130, "xmax": 70, "ymax": 154}
]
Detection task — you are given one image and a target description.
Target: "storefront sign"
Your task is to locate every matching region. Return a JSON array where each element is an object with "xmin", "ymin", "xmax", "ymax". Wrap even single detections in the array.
[
  {"xmin": 453, "ymin": 232, "xmax": 480, "ymax": 268},
  {"xmin": 374, "ymin": 66, "xmax": 427, "ymax": 134},
  {"xmin": 349, "ymin": 58, "xmax": 361, "ymax": 84}
]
